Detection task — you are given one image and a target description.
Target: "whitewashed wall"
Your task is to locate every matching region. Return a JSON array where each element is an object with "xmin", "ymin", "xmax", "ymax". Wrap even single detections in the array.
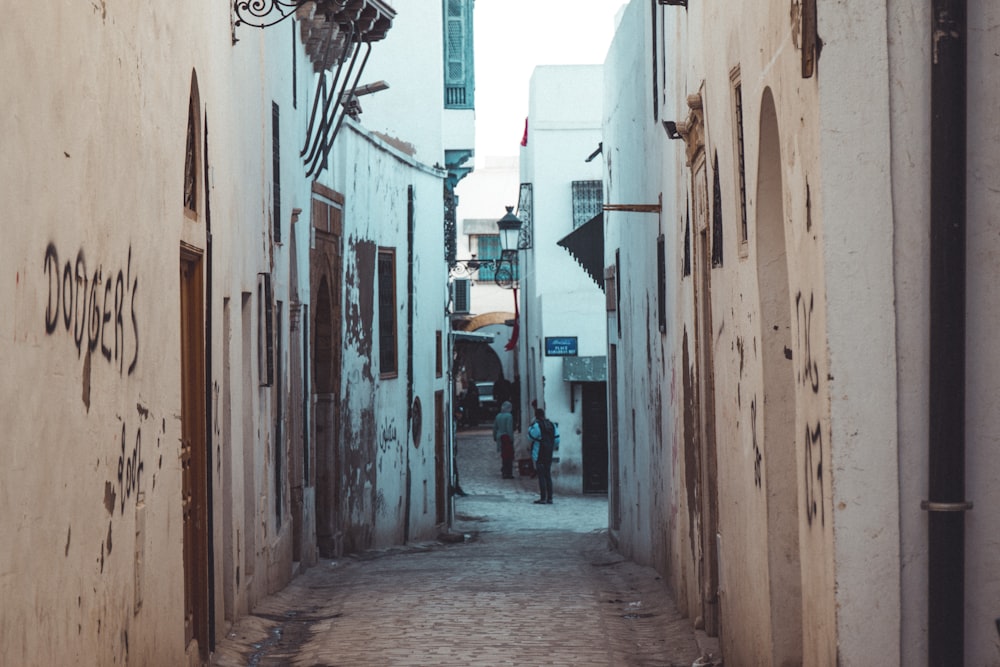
[
  {"xmin": 325, "ymin": 121, "xmax": 447, "ymax": 549},
  {"xmin": 0, "ymin": 1, "xmax": 294, "ymax": 663},
  {"xmin": 520, "ymin": 65, "xmax": 606, "ymax": 496}
]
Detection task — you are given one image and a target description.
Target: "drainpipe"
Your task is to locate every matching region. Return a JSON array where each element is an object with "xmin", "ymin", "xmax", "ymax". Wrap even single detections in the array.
[
  {"xmin": 925, "ymin": 0, "xmax": 969, "ymax": 664},
  {"xmin": 203, "ymin": 114, "xmax": 216, "ymax": 651}
]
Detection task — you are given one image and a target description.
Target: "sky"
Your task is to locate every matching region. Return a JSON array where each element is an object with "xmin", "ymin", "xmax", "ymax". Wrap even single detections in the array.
[{"xmin": 472, "ymin": 0, "xmax": 624, "ymax": 164}]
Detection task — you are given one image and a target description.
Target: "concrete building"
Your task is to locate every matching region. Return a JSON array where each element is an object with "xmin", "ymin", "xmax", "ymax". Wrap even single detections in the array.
[
  {"xmin": 518, "ymin": 65, "xmax": 610, "ymax": 496},
  {"xmin": 604, "ymin": 0, "xmax": 1000, "ymax": 665},
  {"xmin": 0, "ymin": 0, "xmax": 467, "ymax": 663}
]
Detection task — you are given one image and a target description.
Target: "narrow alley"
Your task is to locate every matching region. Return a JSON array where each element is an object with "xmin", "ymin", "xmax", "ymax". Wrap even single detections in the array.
[{"xmin": 210, "ymin": 428, "xmax": 715, "ymax": 667}]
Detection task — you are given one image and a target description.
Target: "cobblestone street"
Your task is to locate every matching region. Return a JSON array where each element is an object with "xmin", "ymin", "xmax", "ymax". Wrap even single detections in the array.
[{"xmin": 212, "ymin": 428, "xmax": 714, "ymax": 666}]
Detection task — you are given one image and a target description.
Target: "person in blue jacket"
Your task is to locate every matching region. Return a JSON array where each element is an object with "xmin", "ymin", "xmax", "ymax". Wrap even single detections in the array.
[{"xmin": 528, "ymin": 407, "xmax": 559, "ymax": 504}]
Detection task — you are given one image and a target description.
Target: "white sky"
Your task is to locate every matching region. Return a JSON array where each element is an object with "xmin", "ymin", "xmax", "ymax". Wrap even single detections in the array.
[{"xmin": 472, "ymin": 0, "xmax": 624, "ymax": 164}]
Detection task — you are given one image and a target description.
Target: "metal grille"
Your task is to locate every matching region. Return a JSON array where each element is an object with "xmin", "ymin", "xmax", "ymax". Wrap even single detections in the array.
[
  {"xmin": 452, "ymin": 279, "xmax": 470, "ymax": 314},
  {"xmin": 733, "ymin": 80, "xmax": 748, "ymax": 242},
  {"xmin": 183, "ymin": 98, "xmax": 197, "ymax": 211},
  {"xmin": 712, "ymin": 154, "xmax": 723, "ymax": 267},
  {"xmin": 571, "ymin": 180, "xmax": 603, "ymax": 229},
  {"xmin": 517, "ymin": 183, "xmax": 533, "ymax": 250}
]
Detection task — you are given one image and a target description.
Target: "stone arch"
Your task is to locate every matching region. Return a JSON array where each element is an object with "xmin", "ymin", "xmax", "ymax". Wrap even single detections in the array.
[{"xmin": 755, "ymin": 86, "xmax": 803, "ymax": 666}]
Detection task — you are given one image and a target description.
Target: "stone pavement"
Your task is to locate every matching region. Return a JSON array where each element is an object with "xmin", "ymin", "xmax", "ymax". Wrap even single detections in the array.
[{"xmin": 211, "ymin": 428, "xmax": 717, "ymax": 667}]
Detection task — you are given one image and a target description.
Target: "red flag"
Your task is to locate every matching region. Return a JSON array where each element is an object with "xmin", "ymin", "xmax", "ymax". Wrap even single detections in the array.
[
  {"xmin": 520, "ymin": 118, "xmax": 528, "ymax": 147},
  {"xmin": 505, "ymin": 288, "xmax": 519, "ymax": 351}
]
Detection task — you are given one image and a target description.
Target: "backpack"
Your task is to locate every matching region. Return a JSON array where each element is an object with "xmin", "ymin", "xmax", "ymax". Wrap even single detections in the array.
[{"xmin": 537, "ymin": 419, "xmax": 556, "ymax": 464}]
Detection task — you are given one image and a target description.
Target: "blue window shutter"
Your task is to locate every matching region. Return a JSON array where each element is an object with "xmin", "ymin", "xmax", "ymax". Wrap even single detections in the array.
[
  {"xmin": 443, "ymin": 0, "xmax": 474, "ymax": 109},
  {"xmin": 453, "ymin": 279, "xmax": 470, "ymax": 313}
]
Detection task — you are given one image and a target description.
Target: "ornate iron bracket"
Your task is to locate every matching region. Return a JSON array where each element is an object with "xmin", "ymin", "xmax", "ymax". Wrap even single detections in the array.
[
  {"xmin": 450, "ymin": 254, "xmax": 518, "ymax": 289},
  {"xmin": 234, "ymin": 0, "xmax": 305, "ymax": 29}
]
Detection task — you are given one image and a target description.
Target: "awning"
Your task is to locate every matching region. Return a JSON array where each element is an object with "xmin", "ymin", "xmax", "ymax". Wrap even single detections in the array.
[
  {"xmin": 450, "ymin": 331, "xmax": 496, "ymax": 343},
  {"xmin": 557, "ymin": 212, "xmax": 604, "ymax": 290},
  {"xmin": 562, "ymin": 356, "xmax": 607, "ymax": 382}
]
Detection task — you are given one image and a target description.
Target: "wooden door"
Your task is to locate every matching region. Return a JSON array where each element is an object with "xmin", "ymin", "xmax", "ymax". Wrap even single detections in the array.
[
  {"xmin": 581, "ymin": 382, "xmax": 609, "ymax": 493},
  {"xmin": 311, "ymin": 185, "xmax": 343, "ymax": 557},
  {"xmin": 692, "ymin": 155, "xmax": 721, "ymax": 636},
  {"xmin": 180, "ymin": 248, "xmax": 209, "ymax": 658},
  {"xmin": 434, "ymin": 390, "xmax": 446, "ymax": 524}
]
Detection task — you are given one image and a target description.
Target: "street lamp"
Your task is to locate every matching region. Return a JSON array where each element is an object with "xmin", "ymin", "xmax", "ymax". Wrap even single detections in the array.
[
  {"xmin": 451, "ymin": 206, "xmax": 524, "ymax": 288},
  {"xmin": 496, "ymin": 206, "xmax": 522, "ymax": 258}
]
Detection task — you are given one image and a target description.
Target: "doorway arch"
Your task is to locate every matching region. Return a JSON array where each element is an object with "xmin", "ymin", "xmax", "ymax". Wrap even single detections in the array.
[{"xmin": 755, "ymin": 87, "xmax": 803, "ymax": 666}]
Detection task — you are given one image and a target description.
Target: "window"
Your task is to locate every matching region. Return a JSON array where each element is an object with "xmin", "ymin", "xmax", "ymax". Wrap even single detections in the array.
[
  {"xmin": 443, "ymin": 0, "xmax": 474, "ymax": 108},
  {"xmin": 272, "ymin": 101, "xmax": 281, "ymax": 244},
  {"xmin": 183, "ymin": 96, "xmax": 198, "ymax": 213},
  {"xmin": 650, "ymin": 0, "xmax": 659, "ymax": 120},
  {"xmin": 475, "ymin": 235, "xmax": 518, "ymax": 282},
  {"xmin": 657, "ymin": 234, "xmax": 667, "ymax": 332},
  {"xmin": 258, "ymin": 273, "xmax": 274, "ymax": 386},
  {"xmin": 436, "ymin": 330, "xmax": 443, "ymax": 378},
  {"xmin": 615, "ymin": 249, "xmax": 622, "ymax": 336},
  {"xmin": 571, "ymin": 180, "xmax": 603, "ymax": 229},
  {"xmin": 604, "ymin": 265, "xmax": 617, "ymax": 313},
  {"xmin": 731, "ymin": 68, "xmax": 748, "ymax": 246},
  {"xmin": 378, "ymin": 249, "xmax": 398, "ymax": 377},
  {"xmin": 712, "ymin": 153, "xmax": 724, "ymax": 267},
  {"xmin": 683, "ymin": 207, "xmax": 692, "ymax": 277},
  {"xmin": 274, "ymin": 301, "xmax": 283, "ymax": 526},
  {"xmin": 452, "ymin": 279, "xmax": 470, "ymax": 314}
]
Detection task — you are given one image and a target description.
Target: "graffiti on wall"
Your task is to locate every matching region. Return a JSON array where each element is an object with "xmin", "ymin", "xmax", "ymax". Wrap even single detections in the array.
[
  {"xmin": 795, "ymin": 291, "xmax": 819, "ymax": 394},
  {"xmin": 795, "ymin": 289, "xmax": 825, "ymax": 528},
  {"xmin": 750, "ymin": 398, "xmax": 762, "ymax": 489},
  {"xmin": 116, "ymin": 422, "xmax": 145, "ymax": 516},
  {"xmin": 43, "ymin": 243, "xmax": 139, "ymax": 375},
  {"xmin": 99, "ymin": 405, "xmax": 155, "ymax": 574},
  {"xmin": 803, "ymin": 421, "xmax": 825, "ymax": 527},
  {"xmin": 379, "ymin": 416, "xmax": 397, "ymax": 454}
]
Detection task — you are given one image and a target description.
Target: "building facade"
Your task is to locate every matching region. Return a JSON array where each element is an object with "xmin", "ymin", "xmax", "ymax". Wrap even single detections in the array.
[
  {"xmin": 0, "ymin": 0, "xmax": 468, "ymax": 663},
  {"xmin": 518, "ymin": 65, "xmax": 610, "ymax": 496},
  {"xmin": 604, "ymin": 0, "xmax": 1000, "ymax": 664}
]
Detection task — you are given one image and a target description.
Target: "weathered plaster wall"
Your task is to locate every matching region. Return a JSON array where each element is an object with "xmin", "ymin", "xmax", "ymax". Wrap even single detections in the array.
[
  {"xmin": 682, "ymin": 0, "xmax": 842, "ymax": 662},
  {"xmin": 329, "ymin": 122, "xmax": 447, "ymax": 551},
  {"xmin": 603, "ymin": 0, "xmax": 688, "ymax": 619},
  {"xmin": 0, "ymin": 1, "xmax": 292, "ymax": 663}
]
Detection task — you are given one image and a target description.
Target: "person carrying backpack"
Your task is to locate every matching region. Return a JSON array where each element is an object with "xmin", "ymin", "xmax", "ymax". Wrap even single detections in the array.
[{"xmin": 528, "ymin": 407, "xmax": 560, "ymax": 504}]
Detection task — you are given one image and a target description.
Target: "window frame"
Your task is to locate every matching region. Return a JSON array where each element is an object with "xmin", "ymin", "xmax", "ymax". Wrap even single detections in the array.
[
  {"xmin": 731, "ymin": 67, "xmax": 749, "ymax": 254},
  {"xmin": 377, "ymin": 247, "xmax": 399, "ymax": 379}
]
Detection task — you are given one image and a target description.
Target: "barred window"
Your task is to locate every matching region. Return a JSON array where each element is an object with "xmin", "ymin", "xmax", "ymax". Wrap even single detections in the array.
[{"xmin": 571, "ymin": 180, "xmax": 603, "ymax": 229}]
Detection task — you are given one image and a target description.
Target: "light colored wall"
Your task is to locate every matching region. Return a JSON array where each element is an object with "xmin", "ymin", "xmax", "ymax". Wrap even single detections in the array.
[
  {"xmin": 610, "ymin": 0, "xmax": 1000, "ymax": 664},
  {"xmin": 0, "ymin": 1, "xmax": 294, "ymax": 663},
  {"xmin": 360, "ymin": 0, "xmax": 445, "ymax": 164},
  {"xmin": 890, "ymin": 1, "xmax": 1000, "ymax": 664},
  {"xmin": 521, "ymin": 65, "xmax": 607, "ymax": 496},
  {"xmin": 326, "ymin": 121, "xmax": 447, "ymax": 549}
]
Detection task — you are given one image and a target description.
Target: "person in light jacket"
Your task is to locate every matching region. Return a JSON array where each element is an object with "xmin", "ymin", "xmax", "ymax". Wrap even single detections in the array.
[{"xmin": 493, "ymin": 401, "xmax": 515, "ymax": 479}]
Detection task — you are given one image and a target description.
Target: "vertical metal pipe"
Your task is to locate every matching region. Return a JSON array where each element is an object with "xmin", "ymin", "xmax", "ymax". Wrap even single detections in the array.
[
  {"xmin": 927, "ymin": 0, "xmax": 968, "ymax": 663},
  {"xmin": 202, "ymin": 113, "xmax": 216, "ymax": 651}
]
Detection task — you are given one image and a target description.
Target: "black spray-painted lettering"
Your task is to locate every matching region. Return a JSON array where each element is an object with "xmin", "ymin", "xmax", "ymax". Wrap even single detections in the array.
[{"xmin": 43, "ymin": 243, "xmax": 139, "ymax": 375}]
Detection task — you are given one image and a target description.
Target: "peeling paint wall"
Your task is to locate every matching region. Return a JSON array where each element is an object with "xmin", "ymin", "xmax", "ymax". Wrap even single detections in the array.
[{"xmin": 324, "ymin": 122, "xmax": 449, "ymax": 552}]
